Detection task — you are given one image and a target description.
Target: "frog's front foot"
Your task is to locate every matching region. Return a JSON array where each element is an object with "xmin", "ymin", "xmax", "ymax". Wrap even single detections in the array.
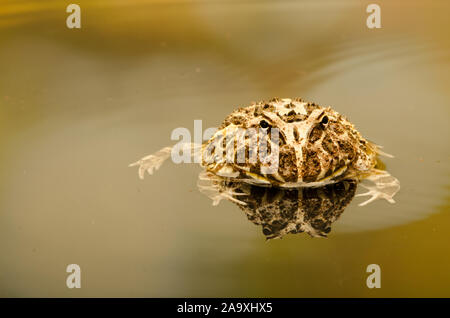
[
  {"xmin": 129, "ymin": 147, "xmax": 172, "ymax": 179},
  {"xmin": 356, "ymin": 170, "xmax": 400, "ymax": 206}
]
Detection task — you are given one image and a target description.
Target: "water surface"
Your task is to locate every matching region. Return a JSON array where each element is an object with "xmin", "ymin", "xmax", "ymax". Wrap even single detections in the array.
[{"xmin": 0, "ymin": 0, "xmax": 449, "ymax": 297}]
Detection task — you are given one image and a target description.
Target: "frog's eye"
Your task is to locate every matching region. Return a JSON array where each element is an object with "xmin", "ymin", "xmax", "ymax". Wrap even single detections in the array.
[
  {"xmin": 262, "ymin": 226, "xmax": 272, "ymax": 235},
  {"xmin": 320, "ymin": 115, "xmax": 329, "ymax": 125},
  {"xmin": 259, "ymin": 120, "xmax": 270, "ymax": 129}
]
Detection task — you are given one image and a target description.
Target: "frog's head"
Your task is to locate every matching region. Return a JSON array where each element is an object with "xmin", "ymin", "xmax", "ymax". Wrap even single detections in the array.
[{"xmin": 202, "ymin": 98, "xmax": 334, "ymax": 184}]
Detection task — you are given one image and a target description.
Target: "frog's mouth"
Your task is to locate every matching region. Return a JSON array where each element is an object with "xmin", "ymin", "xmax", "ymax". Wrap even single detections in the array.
[
  {"xmin": 204, "ymin": 160, "xmax": 285, "ymax": 186},
  {"xmin": 205, "ymin": 162, "xmax": 276, "ymax": 186}
]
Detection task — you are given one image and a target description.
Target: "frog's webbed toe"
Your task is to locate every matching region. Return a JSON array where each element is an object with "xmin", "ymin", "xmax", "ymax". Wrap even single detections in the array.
[
  {"xmin": 356, "ymin": 169, "xmax": 400, "ymax": 206},
  {"xmin": 197, "ymin": 171, "xmax": 248, "ymax": 206},
  {"xmin": 129, "ymin": 146, "xmax": 172, "ymax": 179}
]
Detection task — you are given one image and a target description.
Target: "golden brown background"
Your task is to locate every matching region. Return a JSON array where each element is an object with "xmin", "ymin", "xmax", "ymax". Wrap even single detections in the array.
[{"xmin": 0, "ymin": 0, "xmax": 449, "ymax": 297}]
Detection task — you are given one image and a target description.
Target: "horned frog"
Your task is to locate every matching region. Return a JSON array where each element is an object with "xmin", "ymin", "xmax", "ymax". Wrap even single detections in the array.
[{"xmin": 130, "ymin": 98, "xmax": 400, "ymax": 206}]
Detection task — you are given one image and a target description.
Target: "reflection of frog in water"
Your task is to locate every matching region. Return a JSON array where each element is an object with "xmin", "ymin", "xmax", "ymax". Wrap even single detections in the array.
[{"xmin": 198, "ymin": 172, "xmax": 357, "ymax": 239}]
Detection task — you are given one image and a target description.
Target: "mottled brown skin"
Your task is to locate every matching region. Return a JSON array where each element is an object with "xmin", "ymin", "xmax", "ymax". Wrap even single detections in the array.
[
  {"xmin": 203, "ymin": 98, "xmax": 378, "ymax": 186},
  {"xmin": 215, "ymin": 178, "xmax": 358, "ymax": 239}
]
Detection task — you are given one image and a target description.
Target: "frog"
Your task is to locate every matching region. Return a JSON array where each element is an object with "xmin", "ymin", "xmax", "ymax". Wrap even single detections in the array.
[{"xmin": 130, "ymin": 98, "xmax": 400, "ymax": 206}]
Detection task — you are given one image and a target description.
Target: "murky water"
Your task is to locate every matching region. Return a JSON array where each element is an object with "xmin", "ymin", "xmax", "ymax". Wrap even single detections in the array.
[{"xmin": 0, "ymin": 0, "xmax": 449, "ymax": 297}]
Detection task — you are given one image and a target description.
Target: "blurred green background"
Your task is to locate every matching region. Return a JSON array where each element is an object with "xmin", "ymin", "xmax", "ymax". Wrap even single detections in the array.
[{"xmin": 0, "ymin": 0, "xmax": 449, "ymax": 297}]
